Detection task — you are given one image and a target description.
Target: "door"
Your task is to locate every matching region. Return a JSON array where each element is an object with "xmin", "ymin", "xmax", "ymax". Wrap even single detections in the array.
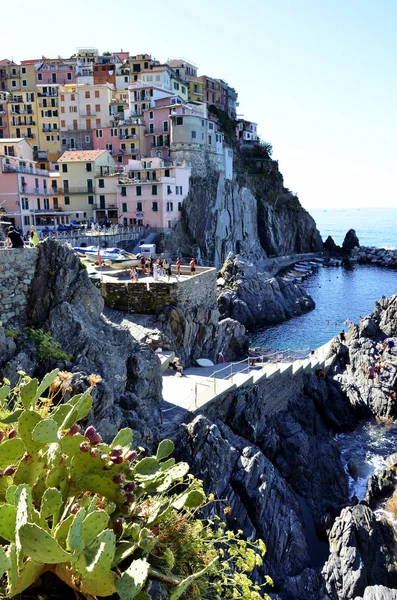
[
  {"xmin": 87, "ymin": 179, "xmax": 93, "ymax": 193},
  {"xmin": 52, "ymin": 73, "xmax": 57, "ymax": 83},
  {"xmin": 70, "ymin": 138, "xmax": 75, "ymax": 149}
]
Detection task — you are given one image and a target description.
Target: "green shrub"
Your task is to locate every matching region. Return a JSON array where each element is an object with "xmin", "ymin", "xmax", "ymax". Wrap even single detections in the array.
[
  {"xmin": 4, "ymin": 329, "xmax": 19, "ymax": 339},
  {"xmin": 27, "ymin": 329, "xmax": 72, "ymax": 363},
  {"xmin": 0, "ymin": 371, "xmax": 271, "ymax": 599}
]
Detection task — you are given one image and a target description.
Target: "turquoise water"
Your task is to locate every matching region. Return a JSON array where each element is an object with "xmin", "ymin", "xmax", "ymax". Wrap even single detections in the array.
[
  {"xmin": 308, "ymin": 207, "xmax": 397, "ymax": 248},
  {"xmin": 251, "ymin": 263, "xmax": 397, "ymax": 351}
]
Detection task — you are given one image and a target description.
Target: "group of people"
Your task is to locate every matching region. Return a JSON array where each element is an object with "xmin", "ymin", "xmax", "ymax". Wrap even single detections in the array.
[
  {"xmin": 367, "ymin": 339, "xmax": 395, "ymax": 386},
  {"xmin": 4, "ymin": 225, "xmax": 39, "ymax": 248},
  {"xmin": 129, "ymin": 256, "xmax": 196, "ymax": 283}
]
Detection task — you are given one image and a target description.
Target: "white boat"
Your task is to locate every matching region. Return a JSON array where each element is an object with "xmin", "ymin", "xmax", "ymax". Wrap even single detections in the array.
[
  {"xmin": 196, "ymin": 358, "xmax": 215, "ymax": 367},
  {"xmin": 106, "ymin": 255, "xmax": 141, "ymax": 269},
  {"xmin": 73, "ymin": 245, "xmax": 98, "ymax": 257},
  {"xmin": 84, "ymin": 248, "xmax": 133, "ymax": 262}
]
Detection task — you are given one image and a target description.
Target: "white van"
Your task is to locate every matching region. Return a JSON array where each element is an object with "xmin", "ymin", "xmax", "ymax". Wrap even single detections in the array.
[{"xmin": 139, "ymin": 244, "xmax": 156, "ymax": 257}]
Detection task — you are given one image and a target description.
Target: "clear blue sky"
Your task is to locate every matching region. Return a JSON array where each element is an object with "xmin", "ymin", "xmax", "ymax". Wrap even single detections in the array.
[{"xmin": 2, "ymin": 0, "xmax": 396, "ymax": 209}]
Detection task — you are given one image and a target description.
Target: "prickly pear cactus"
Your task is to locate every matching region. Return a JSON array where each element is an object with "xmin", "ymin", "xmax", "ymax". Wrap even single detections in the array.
[{"xmin": 0, "ymin": 372, "xmax": 269, "ymax": 600}]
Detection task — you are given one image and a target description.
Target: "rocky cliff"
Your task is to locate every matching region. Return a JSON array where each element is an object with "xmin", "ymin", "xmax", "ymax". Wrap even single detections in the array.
[{"xmin": 167, "ymin": 149, "xmax": 323, "ymax": 267}]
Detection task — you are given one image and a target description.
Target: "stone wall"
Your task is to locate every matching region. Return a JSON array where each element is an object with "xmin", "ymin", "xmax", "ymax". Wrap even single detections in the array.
[
  {"xmin": 101, "ymin": 268, "xmax": 217, "ymax": 314},
  {"xmin": 0, "ymin": 248, "xmax": 39, "ymax": 325},
  {"xmin": 170, "ymin": 143, "xmax": 224, "ymax": 176}
]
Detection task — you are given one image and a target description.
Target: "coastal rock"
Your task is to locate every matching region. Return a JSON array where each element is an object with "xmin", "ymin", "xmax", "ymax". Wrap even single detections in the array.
[
  {"xmin": 279, "ymin": 568, "xmax": 329, "ymax": 600},
  {"xmin": 324, "ymin": 236, "xmax": 339, "ymax": 253},
  {"xmin": 322, "ymin": 505, "xmax": 397, "ymax": 599},
  {"xmin": 165, "ymin": 157, "xmax": 322, "ymax": 267},
  {"xmin": 174, "ymin": 414, "xmax": 311, "ymax": 585},
  {"xmin": 217, "ymin": 254, "xmax": 315, "ymax": 329},
  {"xmin": 26, "ymin": 240, "xmax": 163, "ymax": 444},
  {"xmin": 363, "ymin": 468, "xmax": 395, "ymax": 509},
  {"xmin": 342, "ymin": 229, "xmax": 360, "ymax": 254},
  {"xmin": 362, "ymin": 586, "xmax": 397, "ymax": 600}
]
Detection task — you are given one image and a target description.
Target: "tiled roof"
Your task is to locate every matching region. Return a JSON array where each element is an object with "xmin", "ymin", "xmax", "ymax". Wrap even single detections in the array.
[{"xmin": 58, "ymin": 150, "xmax": 108, "ymax": 162}]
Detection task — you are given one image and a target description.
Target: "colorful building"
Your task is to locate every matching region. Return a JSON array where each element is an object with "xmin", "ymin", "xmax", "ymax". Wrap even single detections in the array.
[
  {"xmin": 19, "ymin": 60, "xmax": 38, "ymax": 90},
  {"xmin": 7, "ymin": 91, "xmax": 38, "ymax": 144},
  {"xmin": 57, "ymin": 149, "xmax": 118, "ymax": 223},
  {"xmin": 92, "ymin": 119, "xmax": 145, "ymax": 166},
  {"xmin": 236, "ymin": 119, "xmax": 258, "ymax": 144},
  {"xmin": 117, "ymin": 157, "xmax": 190, "ymax": 228},
  {"xmin": 36, "ymin": 84, "xmax": 61, "ymax": 163},
  {"xmin": 0, "ymin": 60, "xmax": 21, "ymax": 92},
  {"xmin": 0, "ymin": 93, "xmax": 9, "ymax": 139},
  {"xmin": 35, "ymin": 57, "xmax": 76, "ymax": 86},
  {"xmin": 0, "ymin": 138, "xmax": 69, "ymax": 231}
]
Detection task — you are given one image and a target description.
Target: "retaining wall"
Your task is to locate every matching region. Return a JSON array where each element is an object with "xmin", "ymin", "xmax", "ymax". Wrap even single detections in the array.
[
  {"xmin": 101, "ymin": 267, "xmax": 217, "ymax": 314},
  {"xmin": 0, "ymin": 248, "xmax": 39, "ymax": 325}
]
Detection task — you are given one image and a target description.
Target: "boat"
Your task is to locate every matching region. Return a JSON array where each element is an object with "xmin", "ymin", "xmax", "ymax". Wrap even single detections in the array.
[
  {"xmin": 84, "ymin": 248, "xmax": 134, "ymax": 262},
  {"xmin": 106, "ymin": 255, "xmax": 142, "ymax": 269},
  {"xmin": 196, "ymin": 358, "xmax": 215, "ymax": 367},
  {"xmin": 73, "ymin": 246, "xmax": 98, "ymax": 257}
]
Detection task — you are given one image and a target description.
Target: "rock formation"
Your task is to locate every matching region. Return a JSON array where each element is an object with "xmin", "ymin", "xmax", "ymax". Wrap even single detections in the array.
[
  {"xmin": 217, "ymin": 254, "xmax": 315, "ymax": 328},
  {"xmin": 342, "ymin": 229, "xmax": 360, "ymax": 254}
]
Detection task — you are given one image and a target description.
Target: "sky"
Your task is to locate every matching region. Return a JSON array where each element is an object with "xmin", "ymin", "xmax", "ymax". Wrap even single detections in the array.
[{"xmin": 1, "ymin": 0, "xmax": 396, "ymax": 209}]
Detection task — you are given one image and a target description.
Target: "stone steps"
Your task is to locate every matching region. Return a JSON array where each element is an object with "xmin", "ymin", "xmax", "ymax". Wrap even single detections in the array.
[{"xmin": 229, "ymin": 371, "xmax": 254, "ymax": 388}]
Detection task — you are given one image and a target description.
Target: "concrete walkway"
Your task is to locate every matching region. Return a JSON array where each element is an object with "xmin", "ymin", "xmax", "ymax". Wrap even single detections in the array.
[{"xmin": 161, "ymin": 340, "xmax": 334, "ymax": 424}]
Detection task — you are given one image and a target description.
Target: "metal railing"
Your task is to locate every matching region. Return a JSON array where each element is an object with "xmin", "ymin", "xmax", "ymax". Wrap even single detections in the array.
[
  {"xmin": 2, "ymin": 163, "xmax": 48, "ymax": 176},
  {"xmin": 62, "ymin": 187, "xmax": 93, "ymax": 194}
]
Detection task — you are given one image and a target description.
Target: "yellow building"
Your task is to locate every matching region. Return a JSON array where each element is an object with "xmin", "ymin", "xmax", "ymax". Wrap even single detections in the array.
[
  {"xmin": 57, "ymin": 149, "xmax": 117, "ymax": 222},
  {"xmin": 188, "ymin": 79, "xmax": 204, "ymax": 103},
  {"xmin": 36, "ymin": 84, "xmax": 61, "ymax": 163},
  {"xmin": 7, "ymin": 90, "xmax": 38, "ymax": 145},
  {"xmin": 20, "ymin": 61, "xmax": 39, "ymax": 90}
]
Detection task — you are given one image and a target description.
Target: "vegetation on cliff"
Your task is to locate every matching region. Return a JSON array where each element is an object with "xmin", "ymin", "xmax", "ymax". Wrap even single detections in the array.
[{"xmin": 0, "ymin": 370, "xmax": 271, "ymax": 600}]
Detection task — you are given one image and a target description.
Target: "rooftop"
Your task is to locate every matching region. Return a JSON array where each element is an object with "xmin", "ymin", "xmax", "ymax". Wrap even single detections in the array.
[
  {"xmin": 58, "ymin": 150, "xmax": 108, "ymax": 162},
  {"xmin": 0, "ymin": 138, "xmax": 25, "ymax": 143}
]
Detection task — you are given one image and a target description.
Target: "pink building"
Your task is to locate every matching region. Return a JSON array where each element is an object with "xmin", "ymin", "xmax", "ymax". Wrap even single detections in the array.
[
  {"xmin": 236, "ymin": 119, "xmax": 258, "ymax": 144},
  {"xmin": 35, "ymin": 58, "xmax": 76, "ymax": 86},
  {"xmin": 0, "ymin": 93, "xmax": 9, "ymax": 139},
  {"xmin": 0, "ymin": 138, "xmax": 69, "ymax": 232},
  {"xmin": 92, "ymin": 119, "xmax": 145, "ymax": 165},
  {"xmin": 117, "ymin": 157, "xmax": 190, "ymax": 229}
]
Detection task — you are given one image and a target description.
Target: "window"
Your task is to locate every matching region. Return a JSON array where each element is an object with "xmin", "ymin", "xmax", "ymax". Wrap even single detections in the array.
[
  {"xmin": 11, "ymin": 80, "xmax": 16, "ymax": 87},
  {"xmin": 22, "ymin": 80, "xmax": 27, "ymax": 87},
  {"xmin": 96, "ymin": 130, "xmax": 103, "ymax": 138},
  {"xmin": 124, "ymin": 76, "xmax": 128, "ymax": 83},
  {"xmin": 136, "ymin": 186, "xmax": 142, "ymax": 196},
  {"xmin": 99, "ymin": 195, "xmax": 105, "ymax": 208},
  {"xmin": 21, "ymin": 67, "xmax": 26, "ymax": 74},
  {"xmin": 85, "ymin": 135, "xmax": 90, "ymax": 143},
  {"xmin": 167, "ymin": 185, "xmax": 172, "ymax": 195},
  {"xmin": 149, "ymin": 123, "xmax": 154, "ymax": 134},
  {"xmin": 178, "ymin": 201, "xmax": 182, "ymax": 211},
  {"xmin": 181, "ymin": 86, "xmax": 186, "ymax": 94},
  {"xmin": 97, "ymin": 178, "xmax": 104, "ymax": 188},
  {"xmin": 95, "ymin": 90, "xmax": 100, "ymax": 98},
  {"xmin": 152, "ymin": 201, "xmax": 158, "ymax": 212},
  {"xmin": 176, "ymin": 116, "xmax": 183, "ymax": 125},
  {"xmin": 149, "ymin": 111, "xmax": 153, "ymax": 119},
  {"xmin": 144, "ymin": 62, "xmax": 149, "ymax": 69},
  {"xmin": 38, "ymin": 73, "xmax": 42, "ymax": 81},
  {"xmin": 151, "ymin": 185, "xmax": 157, "ymax": 195},
  {"xmin": 209, "ymin": 122, "xmax": 214, "ymax": 130},
  {"xmin": 86, "ymin": 163, "xmax": 92, "ymax": 172},
  {"xmin": 85, "ymin": 91, "xmax": 90, "ymax": 98},
  {"xmin": 208, "ymin": 135, "xmax": 212, "ymax": 145},
  {"xmin": 60, "ymin": 94, "xmax": 65, "ymax": 101},
  {"xmin": 178, "ymin": 186, "xmax": 183, "ymax": 195},
  {"xmin": 62, "ymin": 164, "xmax": 68, "ymax": 173},
  {"xmin": 163, "ymin": 121, "xmax": 169, "ymax": 132},
  {"xmin": 61, "ymin": 106, "xmax": 65, "ymax": 113},
  {"xmin": 71, "ymin": 94, "xmax": 75, "ymax": 101},
  {"xmin": 44, "ymin": 198, "xmax": 50, "ymax": 210},
  {"xmin": 95, "ymin": 104, "xmax": 100, "ymax": 112},
  {"xmin": 173, "ymin": 82, "xmax": 179, "ymax": 90},
  {"xmin": 122, "ymin": 202, "xmax": 127, "ymax": 212},
  {"xmin": 67, "ymin": 72, "xmax": 72, "ymax": 81},
  {"xmin": 21, "ymin": 198, "xmax": 29, "ymax": 210},
  {"xmin": 191, "ymin": 131, "xmax": 196, "ymax": 139},
  {"xmin": 53, "ymin": 198, "xmax": 59, "ymax": 209},
  {"xmin": 24, "ymin": 216, "xmax": 30, "ymax": 226},
  {"xmin": 37, "ymin": 198, "xmax": 41, "ymax": 210},
  {"xmin": 61, "ymin": 120, "xmax": 66, "ymax": 128},
  {"xmin": 165, "ymin": 169, "xmax": 170, "ymax": 177},
  {"xmin": 111, "ymin": 128, "xmax": 117, "ymax": 137},
  {"xmin": 88, "ymin": 195, "xmax": 94, "ymax": 205},
  {"xmin": 121, "ymin": 186, "xmax": 126, "ymax": 196},
  {"xmin": 166, "ymin": 202, "xmax": 173, "ymax": 212},
  {"xmin": 176, "ymin": 187, "xmax": 179, "ymax": 195},
  {"xmin": 136, "ymin": 202, "xmax": 142, "ymax": 212}
]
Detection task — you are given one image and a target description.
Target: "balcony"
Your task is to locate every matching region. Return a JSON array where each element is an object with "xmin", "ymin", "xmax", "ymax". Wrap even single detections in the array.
[
  {"xmin": 23, "ymin": 133, "xmax": 35, "ymax": 139},
  {"xmin": 42, "ymin": 127, "xmax": 58, "ymax": 133},
  {"xmin": 9, "ymin": 96, "xmax": 24, "ymax": 103},
  {"xmin": 2, "ymin": 162, "xmax": 48, "ymax": 176},
  {"xmin": 93, "ymin": 204, "xmax": 118, "ymax": 210},
  {"xmin": 11, "ymin": 109, "xmax": 34, "ymax": 115},
  {"xmin": 38, "ymin": 100, "xmax": 58, "ymax": 107},
  {"xmin": 152, "ymin": 141, "xmax": 170, "ymax": 148},
  {"xmin": 80, "ymin": 111, "xmax": 96, "ymax": 117},
  {"xmin": 62, "ymin": 187, "xmax": 93, "ymax": 194},
  {"xmin": 35, "ymin": 150, "xmax": 48, "ymax": 160},
  {"xmin": 37, "ymin": 92, "xmax": 59, "ymax": 98},
  {"xmin": 21, "ymin": 186, "xmax": 50, "ymax": 195},
  {"xmin": 119, "ymin": 134, "xmax": 137, "ymax": 140},
  {"xmin": 145, "ymin": 129, "xmax": 168, "ymax": 136}
]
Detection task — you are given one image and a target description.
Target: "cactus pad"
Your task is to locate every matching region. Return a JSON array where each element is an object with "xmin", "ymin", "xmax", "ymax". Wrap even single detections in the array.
[
  {"xmin": 86, "ymin": 529, "xmax": 115, "ymax": 576},
  {"xmin": 40, "ymin": 488, "xmax": 63, "ymax": 520},
  {"xmin": 66, "ymin": 507, "xmax": 86, "ymax": 553},
  {"xmin": 0, "ymin": 505, "xmax": 16, "ymax": 541},
  {"xmin": 32, "ymin": 419, "xmax": 59, "ymax": 444},
  {"xmin": 19, "ymin": 523, "xmax": 71, "ymax": 564},
  {"xmin": 115, "ymin": 558, "xmax": 150, "ymax": 600},
  {"xmin": 155, "ymin": 439, "xmax": 174, "ymax": 461},
  {"xmin": 0, "ymin": 439, "xmax": 25, "ymax": 469},
  {"xmin": 82, "ymin": 510, "xmax": 109, "ymax": 548},
  {"xmin": 110, "ymin": 428, "xmax": 133, "ymax": 450}
]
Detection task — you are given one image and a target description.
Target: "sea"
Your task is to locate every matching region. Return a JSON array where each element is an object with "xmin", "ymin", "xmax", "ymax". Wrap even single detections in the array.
[{"xmin": 251, "ymin": 207, "xmax": 397, "ymax": 352}]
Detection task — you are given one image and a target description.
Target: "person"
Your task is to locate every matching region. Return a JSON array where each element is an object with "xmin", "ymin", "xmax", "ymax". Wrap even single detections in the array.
[
  {"xmin": 309, "ymin": 350, "xmax": 315, "ymax": 359},
  {"xmin": 359, "ymin": 316, "xmax": 364, "ymax": 323},
  {"xmin": 30, "ymin": 226, "xmax": 39, "ymax": 247},
  {"xmin": 6, "ymin": 226, "xmax": 24, "ymax": 248},
  {"xmin": 145, "ymin": 259, "xmax": 151, "ymax": 276},
  {"xmin": 129, "ymin": 267, "xmax": 137, "ymax": 283},
  {"xmin": 140, "ymin": 255, "xmax": 145, "ymax": 269},
  {"xmin": 153, "ymin": 263, "xmax": 159, "ymax": 281},
  {"xmin": 339, "ymin": 330, "xmax": 346, "ymax": 342},
  {"xmin": 164, "ymin": 261, "xmax": 172, "ymax": 282},
  {"xmin": 149, "ymin": 256, "xmax": 154, "ymax": 275},
  {"xmin": 367, "ymin": 365, "xmax": 376, "ymax": 385},
  {"xmin": 385, "ymin": 339, "xmax": 395, "ymax": 352},
  {"xmin": 190, "ymin": 257, "xmax": 196, "ymax": 275},
  {"xmin": 176, "ymin": 256, "xmax": 181, "ymax": 278},
  {"xmin": 169, "ymin": 358, "xmax": 184, "ymax": 376}
]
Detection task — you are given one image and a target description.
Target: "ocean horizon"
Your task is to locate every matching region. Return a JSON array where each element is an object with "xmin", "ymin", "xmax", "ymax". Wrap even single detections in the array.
[{"xmin": 307, "ymin": 207, "xmax": 397, "ymax": 248}]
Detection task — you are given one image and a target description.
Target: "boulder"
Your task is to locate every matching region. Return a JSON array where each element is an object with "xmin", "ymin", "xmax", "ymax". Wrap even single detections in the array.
[
  {"xmin": 322, "ymin": 505, "xmax": 397, "ymax": 599},
  {"xmin": 324, "ymin": 236, "xmax": 339, "ymax": 253},
  {"xmin": 342, "ymin": 229, "xmax": 360, "ymax": 254}
]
